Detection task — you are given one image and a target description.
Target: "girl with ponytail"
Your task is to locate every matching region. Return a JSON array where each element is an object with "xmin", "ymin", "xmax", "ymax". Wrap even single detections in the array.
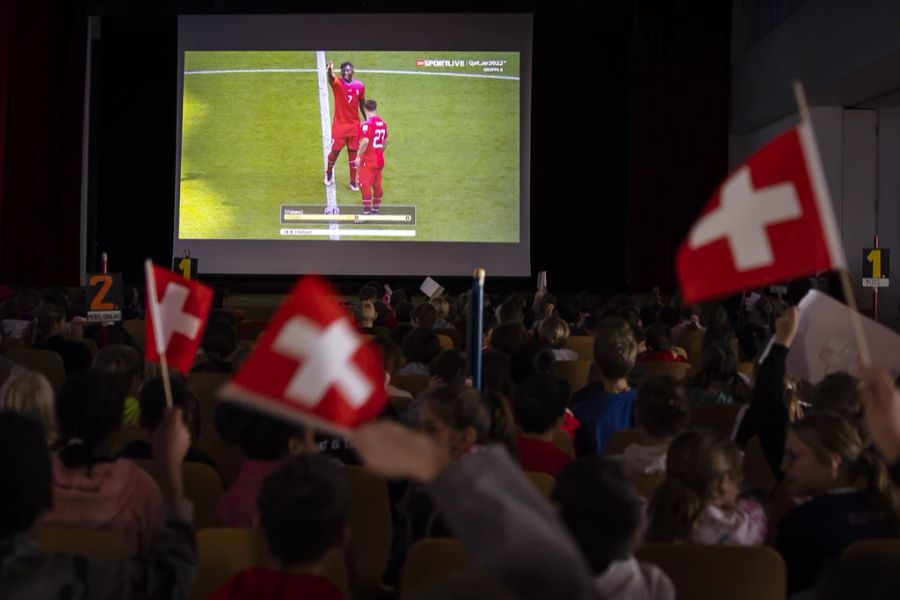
[
  {"xmin": 647, "ymin": 429, "xmax": 767, "ymax": 544},
  {"xmin": 386, "ymin": 380, "xmax": 517, "ymax": 584},
  {"xmin": 39, "ymin": 369, "xmax": 163, "ymax": 555},
  {"xmin": 778, "ymin": 412, "xmax": 899, "ymax": 594}
]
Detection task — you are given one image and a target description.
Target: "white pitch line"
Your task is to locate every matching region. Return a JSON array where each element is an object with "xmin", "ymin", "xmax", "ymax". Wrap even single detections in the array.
[
  {"xmin": 185, "ymin": 67, "xmax": 519, "ymax": 81},
  {"xmin": 315, "ymin": 51, "xmax": 339, "ymax": 241}
]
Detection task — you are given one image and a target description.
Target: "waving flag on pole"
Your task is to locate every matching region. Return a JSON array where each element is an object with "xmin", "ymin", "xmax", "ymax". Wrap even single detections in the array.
[
  {"xmin": 145, "ymin": 263, "xmax": 213, "ymax": 374},
  {"xmin": 676, "ymin": 121, "xmax": 845, "ymax": 303},
  {"xmin": 221, "ymin": 276, "xmax": 387, "ymax": 434}
]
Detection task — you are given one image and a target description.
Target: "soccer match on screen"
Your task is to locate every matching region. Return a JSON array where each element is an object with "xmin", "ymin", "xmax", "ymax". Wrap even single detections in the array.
[{"xmin": 177, "ymin": 50, "xmax": 521, "ymax": 243}]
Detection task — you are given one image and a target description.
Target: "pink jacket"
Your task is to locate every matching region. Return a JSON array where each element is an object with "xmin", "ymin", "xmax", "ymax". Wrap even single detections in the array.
[
  {"xmin": 40, "ymin": 455, "xmax": 164, "ymax": 554},
  {"xmin": 691, "ymin": 498, "xmax": 768, "ymax": 545},
  {"xmin": 215, "ymin": 460, "xmax": 280, "ymax": 528}
]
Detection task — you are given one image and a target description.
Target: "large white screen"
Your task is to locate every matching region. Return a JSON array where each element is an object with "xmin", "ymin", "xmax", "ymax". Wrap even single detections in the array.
[{"xmin": 174, "ymin": 14, "xmax": 532, "ymax": 276}]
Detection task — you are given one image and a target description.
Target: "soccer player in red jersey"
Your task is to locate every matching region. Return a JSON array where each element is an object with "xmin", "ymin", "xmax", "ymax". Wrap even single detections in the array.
[
  {"xmin": 353, "ymin": 99, "xmax": 388, "ymax": 216},
  {"xmin": 324, "ymin": 60, "xmax": 366, "ymax": 191}
]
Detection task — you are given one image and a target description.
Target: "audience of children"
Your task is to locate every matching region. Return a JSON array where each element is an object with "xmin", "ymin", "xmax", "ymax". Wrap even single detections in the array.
[
  {"xmin": 536, "ymin": 316, "xmax": 580, "ymax": 361},
  {"xmin": 636, "ymin": 323, "xmax": 687, "ymax": 364},
  {"xmin": 513, "ymin": 372, "xmax": 572, "ymax": 477},
  {"xmin": 0, "ymin": 369, "xmax": 56, "ymax": 443},
  {"xmin": 92, "ymin": 343, "xmax": 144, "ymax": 425}
]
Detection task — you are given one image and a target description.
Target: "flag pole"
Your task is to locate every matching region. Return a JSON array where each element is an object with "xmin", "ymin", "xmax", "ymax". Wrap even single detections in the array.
[
  {"xmin": 792, "ymin": 81, "xmax": 871, "ymax": 366},
  {"xmin": 466, "ymin": 268, "xmax": 485, "ymax": 390},
  {"xmin": 144, "ymin": 259, "xmax": 174, "ymax": 408}
]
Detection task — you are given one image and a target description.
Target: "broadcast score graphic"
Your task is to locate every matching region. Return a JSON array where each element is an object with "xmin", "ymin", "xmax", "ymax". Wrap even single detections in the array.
[{"xmin": 178, "ymin": 50, "xmax": 520, "ymax": 243}]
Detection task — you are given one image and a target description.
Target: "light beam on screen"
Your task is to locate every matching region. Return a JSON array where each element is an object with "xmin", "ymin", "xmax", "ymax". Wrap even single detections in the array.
[{"xmin": 174, "ymin": 14, "xmax": 532, "ymax": 276}]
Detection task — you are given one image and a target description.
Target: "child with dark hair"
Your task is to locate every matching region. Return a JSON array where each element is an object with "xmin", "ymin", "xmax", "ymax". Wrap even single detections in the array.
[
  {"xmin": 553, "ymin": 457, "xmax": 675, "ymax": 599},
  {"xmin": 637, "ymin": 323, "xmax": 687, "ymax": 364},
  {"xmin": 93, "ymin": 343, "xmax": 145, "ymax": 425},
  {"xmin": 410, "ymin": 302, "xmax": 437, "ymax": 329},
  {"xmin": 402, "ymin": 349, "xmax": 467, "ymax": 427},
  {"xmin": 615, "ymin": 375, "xmax": 690, "ymax": 476},
  {"xmin": 397, "ymin": 328, "xmax": 441, "ymax": 376},
  {"xmin": 214, "ymin": 403, "xmax": 306, "ymax": 527},
  {"xmin": 0, "ymin": 409, "xmax": 197, "ymax": 598},
  {"xmin": 192, "ymin": 320, "xmax": 238, "ymax": 373},
  {"xmin": 686, "ymin": 342, "xmax": 750, "ymax": 406},
  {"xmin": 496, "ymin": 298, "xmax": 525, "ymax": 325},
  {"xmin": 489, "ymin": 322, "xmax": 526, "ymax": 355},
  {"xmin": 40, "ymin": 369, "xmax": 164, "ymax": 554},
  {"xmin": 29, "ymin": 303, "xmax": 91, "ymax": 376},
  {"xmin": 572, "ymin": 317, "xmax": 639, "ymax": 456},
  {"xmin": 118, "ymin": 376, "xmax": 219, "ymax": 477},
  {"xmin": 514, "ymin": 373, "xmax": 572, "ymax": 477},
  {"xmin": 647, "ymin": 430, "xmax": 766, "ymax": 545},
  {"xmin": 209, "ymin": 454, "xmax": 347, "ymax": 599}
]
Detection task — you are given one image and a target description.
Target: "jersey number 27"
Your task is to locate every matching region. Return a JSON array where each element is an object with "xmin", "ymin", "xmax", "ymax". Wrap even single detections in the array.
[{"xmin": 373, "ymin": 129, "xmax": 386, "ymax": 148}]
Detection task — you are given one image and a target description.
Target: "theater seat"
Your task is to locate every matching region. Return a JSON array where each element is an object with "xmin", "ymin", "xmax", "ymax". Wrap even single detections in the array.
[
  {"xmin": 343, "ymin": 465, "xmax": 393, "ymax": 594},
  {"xmin": 551, "ymin": 427, "xmax": 575, "ymax": 457},
  {"xmin": 401, "ymin": 538, "xmax": 473, "ymax": 600},
  {"xmin": 6, "ymin": 348, "xmax": 65, "ymax": 393},
  {"xmin": 391, "ymin": 374, "xmax": 431, "ymax": 397},
  {"xmin": 630, "ymin": 472, "xmax": 665, "ymax": 498},
  {"xmin": 37, "ymin": 527, "xmax": 129, "ymax": 560},
  {"xmin": 553, "ymin": 359, "xmax": 592, "ymax": 397},
  {"xmin": 524, "ymin": 471, "xmax": 556, "ymax": 498},
  {"xmin": 639, "ymin": 360, "xmax": 692, "ymax": 381},
  {"xmin": 690, "ymin": 403, "xmax": 745, "ymax": 439},
  {"xmin": 122, "ymin": 319, "xmax": 146, "ymax": 351},
  {"xmin": 564, "ymin": 335, "xmax": 594, "ymax": 361},
  {"xmin": 841, "ymin": 538, "xmax": 900, "ymax": 561},
  {"xmin": 742, "ymin": 435, "xmax": 778, "ymax": 496},
  {"xmin": 134, "ymin": 459, "xmax": 223, "ymax": 529},
  {"xmin": 636, "ymin": 543, "xmax": 786, "ymax": 600},
  {"xmin": 606, "ymin": 427, "xmax": 646, "ymax": 456}
]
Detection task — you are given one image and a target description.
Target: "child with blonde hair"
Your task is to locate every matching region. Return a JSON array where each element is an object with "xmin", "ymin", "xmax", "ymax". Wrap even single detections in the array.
[{"xmin": 0, "ymin": 370, "xmax": 56, "ymax": 443}]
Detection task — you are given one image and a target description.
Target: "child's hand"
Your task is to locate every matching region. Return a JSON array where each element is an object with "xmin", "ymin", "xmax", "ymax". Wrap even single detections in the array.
[
  {"xmin": 152, "ymin": 408, "xmax": 191, "ymax": 470},
  {"xmin": 352, "ymin": 421, "xmax": 449, "ymax": 483}
]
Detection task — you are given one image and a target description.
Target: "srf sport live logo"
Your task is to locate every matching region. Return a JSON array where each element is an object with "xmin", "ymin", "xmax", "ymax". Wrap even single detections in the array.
[{"xmin": 416, "ymin": 58, "xmax": 508, "ymax": 72}]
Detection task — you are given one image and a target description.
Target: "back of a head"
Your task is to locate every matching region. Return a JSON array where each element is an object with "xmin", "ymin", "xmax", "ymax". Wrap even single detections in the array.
[
  {"xmin": 496, "ymin": 298, "xmax": 524, "ymax": 325},
  {"xmin": 430, "ymin": 295, "xmax": 449, "ymax": 318},
  {"xmin": 394, "ymin": 301, "xmax": 414, "ymax": 323},
  {"xmin": 201, "ymin": 320, "xmax": 238, "ymax": 360},
  {"xmin": 33, "ymin": 303, "xmax": 65, "ymax": 342},
  {"xmin": 426, "ymin": 382, "xmax": 517, "ymax": 455},
  {"xmin": 356, "ymin": 300, "xmax": 377, "ymax": 326},
  {"xmin": 56, "ymin": 369, "xmax": 125, "ymax": 469},
  {"xmin": 812, "ymin": 372, "xmax": 860, "ymax": 420},
  {"xmin": 371, "ymin": 335, "xmax": 403, "ymax": 377},
  {"xmin": 644, "ymin": 322, "xmax": 673, "ymax": 352},
  {"xmin": 636, "ymin": 375, "xmax": 690, "ymax": 440},
  {"xmin": 215, "ymin": 402, "xmax": 299, "ymax": 460},
  {"xmin": 258, "ymin": 454, "xmax": 348, "ymax": 567},
  {"xmin": 93, "ymin": 343, "xmax": 144, "ymax": 399},
  {"xmin": 647, "ymin": 429, "xmax": 741, "ymax": 542},
  {"xmin": 537, "ymin": 316, "xmax": 570, "ymax": 349},
  {"xmin": 357, "ymin": 284, "xmax": 379, "ymax": 303},
  {"xmin": 139, "ymin": 376, "xmax": 199, "ymax": 433},
  {"xmin": 429, "ymin": 349, "xmax": 466, "ymax": 383},
  {"xmin": 514, "ymin": 372, "xmax": 568, "ymax": 435},
  {"xmin": 695, "ymin": 342, "xmax": 737, "ymax": 384},
  {"xmin": 411, "ymin": 302, "xmax": 437, "ymax": 329},
  {"xmin": 389, "ymin": 288, "xmax": 409, "ymax": 309},
  {"xmin": 592, "ymin": 317, "xmax": 637, "ymax": 380},
  {"xmin": 553, "ymin": 457, "xmax": 641, "ymax": 574},
  {"xmin": 489, "ymin": 322, "xmax": 526, "ymax": 355},
  {"xmin": 402, "ymin": 327, "xmax": 441, "ymax": 365},
  {"xmin": 0, "ymin": 370, "xmax": 56, "ymax": 439},
  {"xmin": 0, "ymin": 411, "xmax": 53, "ymax": 538}
]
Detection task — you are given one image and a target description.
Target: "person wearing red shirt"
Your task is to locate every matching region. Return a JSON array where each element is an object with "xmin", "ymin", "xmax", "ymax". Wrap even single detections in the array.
[
  {"xmin": 324, "ymin": 60, "xmax": 366, "ymax": 191},
  {"xmin": 514, "ymin": 372, "xmax": 573, "ymax": 478},
  {"xmin": 353, "ymin": 99, "xmax": 388, "ymax": 216}
]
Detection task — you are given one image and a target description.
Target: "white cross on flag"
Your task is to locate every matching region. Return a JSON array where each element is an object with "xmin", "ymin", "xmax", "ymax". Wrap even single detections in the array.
[
  {"xmin": 676, "ymin": 123, "xmax": 845, "ymax": 303},
  {"xmin": 221, "ymin": 276, "xmax": 387, "ymax": 433},
  {"xmin": 145, "ymin": 264, "xmax": 213, "ymax": 374}
]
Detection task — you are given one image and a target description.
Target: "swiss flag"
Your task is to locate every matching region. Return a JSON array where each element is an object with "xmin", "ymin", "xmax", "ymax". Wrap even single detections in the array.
[
  {"xmin": 145, "ymin": 264, "xmax": 213, "ymax": 374},
  {"xmin": 221, "ymin": 276, "xmax": 387, "ymax": 434},
  {"xmin": 676, "ymin": 122, "xmax": 845, "ymax": 303}
]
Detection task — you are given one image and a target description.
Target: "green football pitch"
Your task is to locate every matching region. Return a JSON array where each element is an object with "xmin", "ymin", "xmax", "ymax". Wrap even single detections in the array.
[{"xmin": 178, "ymin": 50, "xmax": 520, "ymax": 242}]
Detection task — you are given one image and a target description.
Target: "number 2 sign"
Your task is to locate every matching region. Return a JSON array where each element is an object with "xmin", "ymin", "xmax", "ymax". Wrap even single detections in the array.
[{"xmin": 86, "ymin": 273, "xmax": 124, "ymax": 322}]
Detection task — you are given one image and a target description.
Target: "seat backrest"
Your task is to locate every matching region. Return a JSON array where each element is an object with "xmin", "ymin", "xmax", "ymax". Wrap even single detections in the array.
[
  {"xmin": 742, "ymin": 435, "xmax": 778, "ymax": 496},
  {"xmin": 192, "ymin": 528, "xmax": 351, "ymax": 600},
  {"xmin": 134, "ymin": 459, "xmax": 224, "ymax": 530},
  {"xmin": 434, "ymin": 328, "xmax": 462, "ymax": 349},
  {"xmin": 606, "ymin": 427, "xmax": 646, "ymax": 456},
  {"xmin": 639, "ymin": 360, "xmax": 692, "ymax": 381},
  {"xmin": 6, "ymin": 348, "xmax": 65, "ymax": 393},
  {"xmin": 690, "ymin": 403, "xmax": 745, "ymax": 439},
  {"xmin": 551, "ymin": 427, "xmax": 575, "ymax": 457},
  {"xmin": 524, "ymin": 471, "xmax": 556, "ymax": 498},
  {"xmin": 37, "ymin": 527, "xmax": 129, "ymax": 560},
  {"xmin": 401, "ymin": 538, "xmax": 473, "ymax": 600},
  {"xmin": 391, "ymin": 374, "xmax": 431, "ymax": 397},
  {"xmin": 736, "ymin": 361, "xmax": 755, "ymax": 384},
  {"xmin": 188, "ymin": 372, "xmax": 232, "ymax": 428},
  {"xmin": 121, "ymin": 319, "xmax": 146, "ymax": 351},
  {"xmin": 630, "ymin": 472, "xmax": 666, "ymax": 499},
  {"xmin": 343, "ymin": 465, "xmax": 393, "ymax": 593},
  {"xmin": 564, "ymin": 335, "xmax": 594, "ymax": 361},
  {"xmin": 841, "ymin": 538, "xmax": 900, "ymax": 561},
  {"xmin": 636, "ymin": 543, "xmax": 786, "ymax": 600},
  {"xmin": 553, "ymin": 359, "xmax": 592, "ymax": 397},
  {"xmin": 437, "ymin": 334, "xmax": 454, "ymax": 351},
  {"xmin": 676, "ymin": 329, "xmax": 704, "ymax": 374},
  {"xmin": 0, "ymin": 336, "xmax": 24, "ymax": 355}
]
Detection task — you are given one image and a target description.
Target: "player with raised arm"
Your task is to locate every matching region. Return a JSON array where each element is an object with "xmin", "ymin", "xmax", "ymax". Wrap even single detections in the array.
[
  {"xmin": 353, "ymin": 99, "xmax": 388, "ymax": 217},
  {"xmin": 324, "ymin": 60, "xmax": 366, "ymax": 191}
]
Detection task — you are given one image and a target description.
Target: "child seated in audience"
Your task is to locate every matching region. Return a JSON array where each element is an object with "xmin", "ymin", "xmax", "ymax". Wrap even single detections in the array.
[
  {"xmin": 387, "ymin": 382, "xmax": 517, "ymax": 584},
  {"xmin": 40, "ymin": 369, "xmax": 164, "ymax": 555},
  {"xmin": 616, "ymin": 375, "xmax": 690, "ymax": 476},
  {"xmin": 93, "ymin": 343, "xmax": 144, "ymax": 425},
  {"xmin": 430, "ymin": 295, "xmax": 454, "ymax": 330},
  {"xmin": 553, "ymin": 457, "xmax": 675, "ymax": 600},
  {"xmin": 209, "ymin": 454, "xmax": 347, "ymax": 600},
  {"xmin": 489, "ymin": 322, "xmax": 527, "ymax": 355},
  {"xmin": 118, "ymin": 376, "xmax": 219, "ymax": 477},
  {"xmin": 0, "ymin": 370, "xmax": 56, "ymax": 444},
  {"xmin": 685, "ymin": 342, "xmax": 750, "ymax": 406},
  {"xmin": 354, "ymin": 300, "xmax": 377, "ymax": 334},
  {"xmin": 397, "ymin": 327, "xmax": 441, "ymax": 376},
  {"xmin": 371, "ymin": 335, "xmax": 411, "ymax": 401},
  {"xmin": 572, "ymin": 317, "xmax": 639, "ymax": 455},
  {"xmin": 537, "ymin": 316, "xmax": 579, "ymax": 361},
  {"xmin": 28, "ymin": 303, "xmax": 91, "ymax": 376},
  {"xmin": 401, "ymin": 349, "xmax": 467, "ymax": 427},
  {"xmin": 214, "ymin": 402, "xmax": 305, "ymax": 527},
  {"xmin": 0, "ymin": 409, "xmax": 197, "ymax": 597},
  {"xmin": 636, "ymin": 323, "xmax": 687, "ymax": 363},
  {"xmin": 513, "ymin": 372, "xmax": 572, "ymax": 477},
  {"xmin": 777, "ymin": 413, "xmax": 899, "ymax": 595},
  {"xmin": 191, "ymin": 320, "xmax": 238, "ymax": 373},
  {"xmin": 647, "ymin": 429, "xmax": 767, "ymax": 545}
]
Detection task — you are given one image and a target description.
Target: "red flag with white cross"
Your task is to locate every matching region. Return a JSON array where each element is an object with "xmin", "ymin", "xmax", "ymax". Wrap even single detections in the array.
[
  {"xmin": 221, "ymin": 276, "xmax": 387, "ymax": 434},
  {"xmin": 676, "ymin": 122, "xmax": 846, "ymax": 303},
  {"xmin": 145, "ymin": 264, "xmax": 214, "ymax": 374}
]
